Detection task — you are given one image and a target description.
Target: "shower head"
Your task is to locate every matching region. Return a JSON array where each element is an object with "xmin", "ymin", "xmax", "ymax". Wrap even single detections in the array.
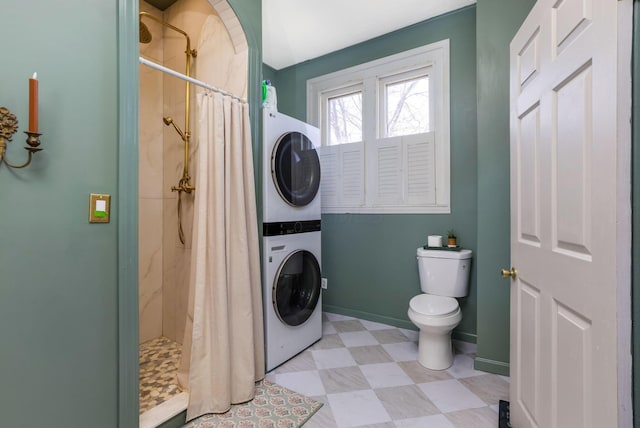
[
  {"xmin": 138, "ymin": 12, "xmax": 195, "ymax": 56},
  {"xmin": 163, "ymin": 116, "xmax": 186, "ymax": 141},
  {"xmin": 139, "ymin": 19, "xmax": 152, "ymax": 44}
]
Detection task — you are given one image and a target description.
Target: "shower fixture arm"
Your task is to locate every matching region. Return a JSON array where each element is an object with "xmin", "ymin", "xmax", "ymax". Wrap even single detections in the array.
[
  {"xmin": 183, "ymin": 131, "xmax": 191, "ymax": 177},
  {"xmin": 172, "ymin": 175, "xmax": 195, "ymax": 194},
  {"xmin": 139, "ymin": 12, "xmax": 198, "ymax": 245},
  {"xmin": 173, "ymin": 175, "xmax": 195, "ymax": 246},
  {"xmin": 138, "ymin": 13, "xmax": 197, "ymax": 170},
  {"xmin": 163, "ymin": 116, "xmax": 186, "ymax": 142},
  {"xmin": 164, "ymin": 116, "xmax": 194, "ymax": 192},
  {"xmin": 139, "ymin": 12, "xmax": 197, "ymax": 53}
]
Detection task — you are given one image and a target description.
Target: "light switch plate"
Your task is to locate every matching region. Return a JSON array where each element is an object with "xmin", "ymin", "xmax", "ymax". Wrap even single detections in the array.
[{"xmin": 89, "ymin": 193, "xmax": 111, "ymax": 223}]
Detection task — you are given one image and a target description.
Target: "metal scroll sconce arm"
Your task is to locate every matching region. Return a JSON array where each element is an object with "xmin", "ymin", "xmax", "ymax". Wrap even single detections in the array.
[{"xmin": 0, "ymin": 107, "xmax": 43, "ymax": 170}]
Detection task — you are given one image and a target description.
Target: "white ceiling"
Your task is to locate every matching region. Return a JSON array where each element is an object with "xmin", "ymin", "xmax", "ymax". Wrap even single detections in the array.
[{"xmin": 262, "ymin": 0, "xmax": 476, "ymax": 70}]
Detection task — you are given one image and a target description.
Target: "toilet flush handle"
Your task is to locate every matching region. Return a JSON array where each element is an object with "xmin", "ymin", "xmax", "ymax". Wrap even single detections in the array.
[{"xmin": 500, "ymin": 267, "xmax": 517, "ymax": 279}]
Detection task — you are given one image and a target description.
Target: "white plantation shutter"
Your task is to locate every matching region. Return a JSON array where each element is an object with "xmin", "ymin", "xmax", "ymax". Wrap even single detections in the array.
[
  {"xmin": 320, "ymin": 133, "xmax": 445, "ymax": 213},
  {"xmin": 340, "ymin": 143, "xmax": 364, "ymax": 206},
  {"xmin": 366, "ymin": 133, "xmax": 439, "ymax": 210},
  {"xmin": 318, "ymin": 147, "xmax": 339, "ymax": 207},
  {"xmin": 319, "ymin": 143, "xmax": 364, "ymax": 210},
  {"xmin": 368, "ymin": 137, "xmax": 403, "ymax": 205},
  {"xmin": 404, "ymin": 133, "xmax": 435, "ymax": 205}
]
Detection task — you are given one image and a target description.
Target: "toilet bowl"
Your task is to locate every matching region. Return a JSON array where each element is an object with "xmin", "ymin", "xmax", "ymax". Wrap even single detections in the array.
[
  {"xmin": 408, "ymin": 247, "xmax": 472, "ymax": 370},
  {"xmin": 408, "ymin": 294, "xmax": 462, "ymax": 370}
]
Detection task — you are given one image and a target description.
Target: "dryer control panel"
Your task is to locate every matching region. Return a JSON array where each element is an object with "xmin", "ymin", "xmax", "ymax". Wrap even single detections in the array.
[{"xmin": 263, "ymin": 220, "xmax": 321, "ymax": 236}]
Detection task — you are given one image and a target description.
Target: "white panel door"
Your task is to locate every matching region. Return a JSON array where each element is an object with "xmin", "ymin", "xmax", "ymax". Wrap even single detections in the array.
[{"xmin": 509, "ymin": 1, "xmax": 631, "ymax": 427}]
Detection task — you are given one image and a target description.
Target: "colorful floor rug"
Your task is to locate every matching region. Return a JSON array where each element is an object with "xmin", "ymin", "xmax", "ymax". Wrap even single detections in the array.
[{"xmin": 183, "ymin": 379, "xmax": 322, "ymax": 428}]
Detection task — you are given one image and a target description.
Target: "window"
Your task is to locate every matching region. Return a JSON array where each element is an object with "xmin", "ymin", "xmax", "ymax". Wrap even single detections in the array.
[
  {"xmin": 307, "ymin": 40, "xmax": 450, "ymax": 214},
  {"xmin": 381, "ymin": 70, "xmax": 430, "ymax": 137},
  {"xmin": 324, "ymin": 86, "xmax": 363, "ymax": 146}
]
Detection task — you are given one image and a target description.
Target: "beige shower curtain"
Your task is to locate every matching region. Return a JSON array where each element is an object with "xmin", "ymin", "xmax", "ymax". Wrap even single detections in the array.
[{"xmin": 177, "ymin": 91, "xmax": 264, "ymax": 421}]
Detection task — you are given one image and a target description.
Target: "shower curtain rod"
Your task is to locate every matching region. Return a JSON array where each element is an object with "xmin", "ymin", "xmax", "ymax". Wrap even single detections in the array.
[{"xmin": 139, "ymin": 57, "xmax": 247, "ymax": 103}]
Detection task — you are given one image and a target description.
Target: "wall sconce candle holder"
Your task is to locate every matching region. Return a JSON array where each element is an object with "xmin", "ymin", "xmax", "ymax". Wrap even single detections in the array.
[{"xmin": 0, "ymin": 106, "xmax": 43, "ymax": 169}]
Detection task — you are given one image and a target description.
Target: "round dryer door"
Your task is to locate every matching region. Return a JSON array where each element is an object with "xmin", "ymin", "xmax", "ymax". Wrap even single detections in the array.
[
  {"xmin": 271, "ymin": 131, "xmax": 321, "ymax": 207},
  {"xmin": 272, "ymin": 250, "xmax": 321, "ymax": 326}
]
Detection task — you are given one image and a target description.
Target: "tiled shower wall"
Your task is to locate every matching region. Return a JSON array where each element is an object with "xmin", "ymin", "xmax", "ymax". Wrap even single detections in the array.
[
  {"xmin": 139, "ymin": 1, "xmax": 165, "ymax": 344},
  {"xmin": 139, "ymin": 0, "xmax": 248, "ymax": 344}
]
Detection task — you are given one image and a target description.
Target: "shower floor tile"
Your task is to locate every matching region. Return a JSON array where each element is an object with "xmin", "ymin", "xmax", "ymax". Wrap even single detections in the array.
[{"xmin": 139, "ymin": 336, "xmax": 183, "ymax": 414}]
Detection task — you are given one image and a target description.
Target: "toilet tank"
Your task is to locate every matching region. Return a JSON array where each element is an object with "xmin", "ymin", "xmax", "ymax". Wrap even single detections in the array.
[{"xmin": 416, "ymin": 248, "xmax": 472, "ymax": 297}]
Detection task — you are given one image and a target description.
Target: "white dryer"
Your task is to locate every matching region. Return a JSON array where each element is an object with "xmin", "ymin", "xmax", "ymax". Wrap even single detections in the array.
[
  {"xmin": 263, "ymin": 225, "xmax": 322, "ymax": 371},
  {"xmin": 263, "ymin": 110, "xmax": 321, "ymax": 223}
]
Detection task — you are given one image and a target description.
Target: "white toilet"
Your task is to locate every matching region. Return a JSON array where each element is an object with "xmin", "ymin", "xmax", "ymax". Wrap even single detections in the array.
[{"xmin": 407, "ymin": 247, "xmax": 472, "ymax": 370}]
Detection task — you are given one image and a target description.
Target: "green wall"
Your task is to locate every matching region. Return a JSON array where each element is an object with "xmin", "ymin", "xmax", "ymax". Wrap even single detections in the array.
[
  {"xmin": 2, "ymin": 1, "xmax": 636, "ymax": 425},
  {"xmin": 262, "ymin": 63, "xmax": 278, "ymax": 87},
  {"xmin": 0, "ymin": 0, "xmax": 261, "ymax": 427},
  {"xmin": 474, "ymin": 0, "xmax": 535, "ymax": 375},
  {"xmin": 270, "ymin": 7, "xmax": 478, "ymax": 339},
  {"xmin": 0, "ymin": 0, "xmax": 119, "ymax": 426},
  {"xmin": 231, "ymin": 0, "xmax": 263, "ymax": 221}
]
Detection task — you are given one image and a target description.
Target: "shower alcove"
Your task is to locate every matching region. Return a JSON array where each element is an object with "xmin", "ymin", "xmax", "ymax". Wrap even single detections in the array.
[{"xmin": 137, "ymin": 0, "xmax": 248, "ymax": 424}]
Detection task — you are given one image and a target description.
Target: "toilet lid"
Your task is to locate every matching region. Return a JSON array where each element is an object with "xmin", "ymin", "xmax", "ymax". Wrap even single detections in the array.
[{"xmin": 410, "ymin": 294, "xmax": 459, "ymax": 317}]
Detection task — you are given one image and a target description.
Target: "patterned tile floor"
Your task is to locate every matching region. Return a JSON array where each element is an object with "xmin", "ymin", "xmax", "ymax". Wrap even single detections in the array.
[
  {"xmin": 266, "ymin": 312, "xmax": 509, "ymax": 428},
  {"xmin": 139, "ymin": 337, "xmax": 183, "ymax": 413}
]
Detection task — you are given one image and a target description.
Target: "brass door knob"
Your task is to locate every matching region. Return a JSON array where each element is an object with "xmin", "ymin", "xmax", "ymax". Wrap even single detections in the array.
[{"xmin": 501, "ymin": 267, "xmax": 517, "ymax": 279}]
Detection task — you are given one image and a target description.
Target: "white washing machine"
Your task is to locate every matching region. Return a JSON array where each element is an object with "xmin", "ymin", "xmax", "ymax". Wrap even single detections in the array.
[
  {"xmin": 263, "ymin": 110, "xmax": 321, "ymax": 223},
  {"xmin": 263, "ymin": 226, "xmax": 322, "ymax": 371}
]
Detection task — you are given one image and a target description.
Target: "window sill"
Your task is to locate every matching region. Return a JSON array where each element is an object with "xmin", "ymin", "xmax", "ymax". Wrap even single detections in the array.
[{"xmin": 321, "ymin": 205, "xmax": 451, "ymax": 215}]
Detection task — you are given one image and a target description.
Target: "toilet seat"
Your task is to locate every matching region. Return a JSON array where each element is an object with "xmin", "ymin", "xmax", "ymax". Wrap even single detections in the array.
[{"xmin": 409, "ymin": 294, "xmax": 459, "ymax": 318}]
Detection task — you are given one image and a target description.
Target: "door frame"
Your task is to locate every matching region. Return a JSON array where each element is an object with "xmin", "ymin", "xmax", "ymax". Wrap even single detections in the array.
[
  {"xmin": 616, "ymin": 1, "xmax": 634, "ymax": 423},
  {"xmin": 117, "ymin": 0, "xmax": 140, "ymax": 425},
  {"xmin": 116, "ymin": 0, "xmax": 263, "ymax": 425},
  {"xmin": 633, "ymin": 3, "xmax": 640, "ymax": 426}
]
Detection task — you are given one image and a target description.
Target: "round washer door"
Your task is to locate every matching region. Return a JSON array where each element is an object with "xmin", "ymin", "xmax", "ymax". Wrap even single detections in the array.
[
  {"xmin": 271, "ymin": 131, "xmax": 321, "ymax": 207},
  {"xmin": 272, "ymin": 250, "xmax": 321, "ymax": 326}
]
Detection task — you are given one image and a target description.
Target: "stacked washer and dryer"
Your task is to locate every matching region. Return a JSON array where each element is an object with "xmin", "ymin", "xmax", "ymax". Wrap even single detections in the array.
[{"xmin": 262, "ymin": 110, "xmax": 322, "ymax": 371}]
